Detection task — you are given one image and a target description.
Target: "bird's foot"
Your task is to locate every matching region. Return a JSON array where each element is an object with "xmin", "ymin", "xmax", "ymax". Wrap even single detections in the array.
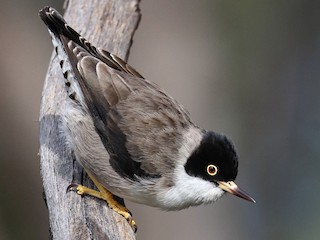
[{"xmin": 67, "ymin": 182, "xmax": 137, "ymax": 232}]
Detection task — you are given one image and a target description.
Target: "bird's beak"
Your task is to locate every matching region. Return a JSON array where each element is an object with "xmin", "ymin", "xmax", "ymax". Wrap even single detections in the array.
[{"xmin": 217, "ymin": 181, "xmax": 256, "ymax": 203}]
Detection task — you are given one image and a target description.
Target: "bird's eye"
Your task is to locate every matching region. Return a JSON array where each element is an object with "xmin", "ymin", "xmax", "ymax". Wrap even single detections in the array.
[{"xmin": 207, "ymin": 164, "xmax": 218, "ymax": 176}]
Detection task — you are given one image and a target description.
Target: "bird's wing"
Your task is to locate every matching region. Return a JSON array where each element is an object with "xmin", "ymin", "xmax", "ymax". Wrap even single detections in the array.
[{"xmin": 40, "ymin": 7, "xmax": 193, "ymax": 180}]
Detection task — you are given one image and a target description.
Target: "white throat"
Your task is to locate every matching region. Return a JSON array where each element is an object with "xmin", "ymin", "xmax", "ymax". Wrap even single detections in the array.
[{"xmin": 156, "ymin": 126, "xmax": 225, "ymax": 210}]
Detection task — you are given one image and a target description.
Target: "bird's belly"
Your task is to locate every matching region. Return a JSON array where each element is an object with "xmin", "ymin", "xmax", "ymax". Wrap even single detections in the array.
[{"xmin": 61, "ymin": 101, "xmax": 161, "ymax": 207}]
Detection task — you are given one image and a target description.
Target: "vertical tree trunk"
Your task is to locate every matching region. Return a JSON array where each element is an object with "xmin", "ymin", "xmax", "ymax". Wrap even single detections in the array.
[{"xmin": 39, "ymin": 1, "xmax": 141, "ymax": 239}]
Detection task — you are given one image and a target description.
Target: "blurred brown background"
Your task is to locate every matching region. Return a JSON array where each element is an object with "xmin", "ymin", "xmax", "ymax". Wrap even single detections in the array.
[{"xmin": 1, "ymin": 0, "xmax": 320, "ymax": 239}]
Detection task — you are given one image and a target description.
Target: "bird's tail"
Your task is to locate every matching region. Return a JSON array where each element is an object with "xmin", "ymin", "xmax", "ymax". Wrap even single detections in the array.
[
  {"xmin": 39, "ymin": 6, "xmax": 143, "ymax": 78},
  {"xmin": 39, "ymin": 7, "xmax": 93, "ymax": 56}
]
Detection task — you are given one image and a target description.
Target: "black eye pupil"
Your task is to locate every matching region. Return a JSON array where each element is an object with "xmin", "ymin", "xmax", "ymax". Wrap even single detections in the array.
[{"xmin": 207, "ymin": 165, "xmax": 217, "ymax": 176}]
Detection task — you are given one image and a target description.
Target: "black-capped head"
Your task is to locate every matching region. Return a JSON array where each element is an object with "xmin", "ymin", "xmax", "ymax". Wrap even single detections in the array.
[
  {"xmin": 185, "ymin": 131, "xmax": 238, "ymax": 183},
  {"xmin": 185, "ymin": 131, "xmax": 256, "ymax": 203}
]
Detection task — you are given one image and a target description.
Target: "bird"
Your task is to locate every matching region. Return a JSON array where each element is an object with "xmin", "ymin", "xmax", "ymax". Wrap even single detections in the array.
[{"xmin": 39, "ymin": 6, "xmax": 255, "ymax": 232}]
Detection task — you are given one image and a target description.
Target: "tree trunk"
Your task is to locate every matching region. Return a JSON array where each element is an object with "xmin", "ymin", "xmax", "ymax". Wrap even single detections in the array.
[{"xmin": 39, "ymin": 1, "xmax": 141, "ymax": 239}]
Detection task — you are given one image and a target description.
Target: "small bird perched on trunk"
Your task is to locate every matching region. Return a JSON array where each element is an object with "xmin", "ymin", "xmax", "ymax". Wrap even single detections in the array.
[{"xmin": 39, "ymin": 6, "xmax": 255, "ymax": 232}]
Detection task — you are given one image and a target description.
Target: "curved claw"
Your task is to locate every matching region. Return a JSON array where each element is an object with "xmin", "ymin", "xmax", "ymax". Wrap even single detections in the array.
[
  {"xmin": 129, "ymin": 218, "xmax": 137, "ymax": 233},
  {"xmin": 66, "ymin": 183, "xmax": 80, "ymax": 193},
  {"xmin": 66, "ymin": 182, "xmax": 138, "ymax": 232}
]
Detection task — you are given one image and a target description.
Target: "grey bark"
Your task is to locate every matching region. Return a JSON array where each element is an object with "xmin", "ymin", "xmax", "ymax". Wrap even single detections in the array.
[{"xmin": 39, "ymin": 0, "xmax": 141, "ymax": 239}]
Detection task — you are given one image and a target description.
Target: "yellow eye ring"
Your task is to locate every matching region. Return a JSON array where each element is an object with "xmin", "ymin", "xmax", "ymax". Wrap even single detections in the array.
[{"xmin": 207, "ymin": 164, "xmax": 218, "ymax": 176}]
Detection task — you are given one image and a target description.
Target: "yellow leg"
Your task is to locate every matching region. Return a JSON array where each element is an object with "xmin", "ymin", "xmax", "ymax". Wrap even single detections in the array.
[{"xmin": 67, "ymin": 173, "xmax": 137, "ymax": 232}]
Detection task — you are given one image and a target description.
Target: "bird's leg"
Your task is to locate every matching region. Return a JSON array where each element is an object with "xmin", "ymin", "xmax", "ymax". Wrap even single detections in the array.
[{"xmin": 67, "ymin": 172, "xmax": 137, "ymax": 232}]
